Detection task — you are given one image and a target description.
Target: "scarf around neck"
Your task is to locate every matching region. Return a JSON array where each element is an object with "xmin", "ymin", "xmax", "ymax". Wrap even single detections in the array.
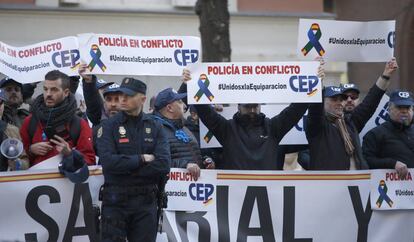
[{"xmin": 326, "ymin": 111, "xmax": 355, "ymax": 156}]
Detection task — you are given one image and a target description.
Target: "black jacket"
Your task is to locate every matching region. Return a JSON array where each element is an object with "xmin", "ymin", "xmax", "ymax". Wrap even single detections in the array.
[
  {"xmin": 194, "ymin": 103, "xmax": 308, "ymax": 170},
  {"xmin": 306, "ymin": 84, "xmax": 385, "ymax": 170},
  {"xmin": 363, "ymin": 121, "xmax": 414, "ymax": 169},
  {"xmin": 82, "ymin": 76, "xmax": 106, "ymax": 126},
  {"xmin": 97, "ymin": 111, "xmax": 171, "ymax": 186},
  {"xmin": 153, "ymin": 113, "xmax": 202, "ymax": 168}
]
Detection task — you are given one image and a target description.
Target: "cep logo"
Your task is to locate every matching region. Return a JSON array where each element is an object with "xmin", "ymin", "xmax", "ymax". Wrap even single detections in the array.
[
  {"xmin": 343, "ymin": 83, "xmax": 355, "ymax": 89},
  {"xmin": 189, "ymin": 183, "xmax": 214, "ymax": 205},
  {"xmin": 289, "ymin": 75, "xmax": 319, "ymax": 96},
  {"xmin": 52, "ymin": 49, "xmax": 80, "ymax": 68},
  {"xmin": 174, "ymin": 49, "xmax": 199, "ymax": 66},
  {"xmin": 399, "ymin": 92, "xmax": 410, "ymax": 98}
]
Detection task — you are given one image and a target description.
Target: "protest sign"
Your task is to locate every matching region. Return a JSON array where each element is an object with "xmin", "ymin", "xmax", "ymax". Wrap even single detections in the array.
[
  {"xmin": 297, "ymin": 19, "xmax": 395, "ymax": 62},
  {"xmin": 78, "ymin": 33, "xmax": 200, "ymax": 76},
  {"xmin": 0, "ymin": 37, "xmax": 79, "ymax": 83},
  {"xmin": 187, "ymin": 62, "xmax": 321, "ymax": 104},
  {"xmin": 371, "ymin": 169, "xmax": 414, "ymax": 210}
]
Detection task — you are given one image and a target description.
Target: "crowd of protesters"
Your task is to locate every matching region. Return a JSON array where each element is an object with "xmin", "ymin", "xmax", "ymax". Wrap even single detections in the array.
[
  {"xmin": 0, "ymin": 57, "xmax": 412, "ymax": 241},
  {"xmin": 0, "ymin": 58, "xmax": 409, "ymax": 175}
]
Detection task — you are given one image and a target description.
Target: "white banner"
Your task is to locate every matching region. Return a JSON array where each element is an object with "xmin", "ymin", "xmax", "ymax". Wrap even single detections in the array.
[
  {"xmin": 78, "ymin": 33, "xmax": 200, "ymax": 76},
  {"xmin": 297, "ymin": 19, "xmax": 395, "ymax": 62},
  {"xmin": 0, "ymin": 37, "xmax": 80, "ymax": 83},
  {"xmin": 200, "ymin": 95, "xmax": 390, "ymax": 148},
  {"xmin": 187, "ymin": 62, "xmax": 322, "ymax": 104},
  {"xmin": 370, "ymin": 169, "xmax": 414, "ymax": 210},
  {"xmin": 0, "ymin": 166, "xmax": 103, "ymax": 242},
  {"xmin": 1, "ymin": 168, "xmax": 414, "ymax": 241}
]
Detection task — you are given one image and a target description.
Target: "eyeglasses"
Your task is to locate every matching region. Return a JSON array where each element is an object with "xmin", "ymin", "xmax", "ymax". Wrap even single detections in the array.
[{"xmin": 344, "ymin": 95, "xmax": 359, "ymax": 100}]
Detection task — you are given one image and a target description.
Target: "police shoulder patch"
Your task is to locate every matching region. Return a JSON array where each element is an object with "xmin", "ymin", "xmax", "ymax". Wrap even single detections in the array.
[{"xmin": 97, "ymin": 127, "xmax": 103, "ymax": 138}]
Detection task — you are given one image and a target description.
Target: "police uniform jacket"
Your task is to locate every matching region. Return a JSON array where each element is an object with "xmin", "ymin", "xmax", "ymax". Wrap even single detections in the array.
[{"xmin": 97, "ymin": 111, "xmax": 171, "ymax": 186}]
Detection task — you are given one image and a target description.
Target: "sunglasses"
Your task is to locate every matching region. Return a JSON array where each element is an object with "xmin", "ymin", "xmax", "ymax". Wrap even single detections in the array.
[{"xmin": 344, "ymin": 94, "xmax": 359, "ymax": 100}]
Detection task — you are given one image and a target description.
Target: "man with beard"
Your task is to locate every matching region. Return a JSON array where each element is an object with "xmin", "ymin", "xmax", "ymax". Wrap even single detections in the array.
[
  {"xmin": 0, "ymin": 88, "xmax": 30, "ymax": 171},
  {"xmin": 97, "ymin": 77, "xmax": 170, "ymax": 242},
  {"xmin": 305, "ymin": 58, "xmax": 398, "ymax": 170},
  {"xmin": 363, "ymin": 90, "xmax": 414, "ymax": 178},
  {"xmin": 340, "ymin": 83, "xmax": 361, "ymax": 113},
  {"xmin": 20, "ymin": 70, "xmax": 96, "ymax": 166},
  {"xmin": 0, "ymin": 78, "xmax": 30, "ymax": 128},
  {"xmin": 179, "ymin": 68, "xmax": 315, "ymax": 170},
  {"xmin": 153, "ymin": 88, "xmax": 214, "ymax": 180}
]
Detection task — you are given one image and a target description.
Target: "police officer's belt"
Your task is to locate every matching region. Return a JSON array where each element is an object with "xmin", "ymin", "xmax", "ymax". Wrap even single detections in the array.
[{"xmin": 104, "ymin": 184, "xmax": 157, "ymax": 195}]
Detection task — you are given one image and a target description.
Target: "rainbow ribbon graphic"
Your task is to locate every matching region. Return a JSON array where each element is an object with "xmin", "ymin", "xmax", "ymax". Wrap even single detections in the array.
[
  {"xmin": 301, "ymin": 23, "xmax": 325, "ymax": 56},
  {"xmin": 376, "ymin": 180, "xmax": 393, "ymax": 208},
  {"xmin": 194, "ymin": 74, "xmax": 214, "ymax": 102},
  {"xmin": 88, "ymin": 44, "xmax": 107, "ymax": 72}
]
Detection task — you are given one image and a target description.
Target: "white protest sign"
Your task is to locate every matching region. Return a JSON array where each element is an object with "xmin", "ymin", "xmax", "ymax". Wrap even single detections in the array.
[
  {"xmin": 166, "ymin": 169, "xmax": 216, "ymax": 211},
  {"xmin": 370, "ymin": 169, "xmax": 414, "ymax": 210},
  {"xmin": 0, "ymin": 37, "xmax": 80, "ymax": 83},
  {"xmin": 297, "ymin": 19, "xmax": 395, "ymax": 62},
  {"xmin": 78, "ymin": 33, "xmax": 200, "ymax": 76},
  {"xmin": 187, "ymin": 62, "xmax": 322, "ymax": 104}
]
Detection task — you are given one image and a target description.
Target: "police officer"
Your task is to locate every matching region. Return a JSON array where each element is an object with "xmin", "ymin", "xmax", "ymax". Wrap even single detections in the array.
[{"xmin": 97, "ymin": 77, "xmax": 170, "ymax": 242}]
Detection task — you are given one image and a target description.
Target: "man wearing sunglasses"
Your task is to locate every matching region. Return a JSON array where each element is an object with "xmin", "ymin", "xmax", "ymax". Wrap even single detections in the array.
[
  {"xmin": 340, "ymin": 83, "xmax": 360, "ymax": 113},
  {"xmin": 306, "ymin": 58, "xmax": 398, "ymax": 170}
]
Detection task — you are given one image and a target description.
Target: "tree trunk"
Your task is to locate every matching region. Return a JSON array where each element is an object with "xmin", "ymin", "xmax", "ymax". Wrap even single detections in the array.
[{"xmin": 195, "ymin": 0, "xmax": 231, "ymax": 62}]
